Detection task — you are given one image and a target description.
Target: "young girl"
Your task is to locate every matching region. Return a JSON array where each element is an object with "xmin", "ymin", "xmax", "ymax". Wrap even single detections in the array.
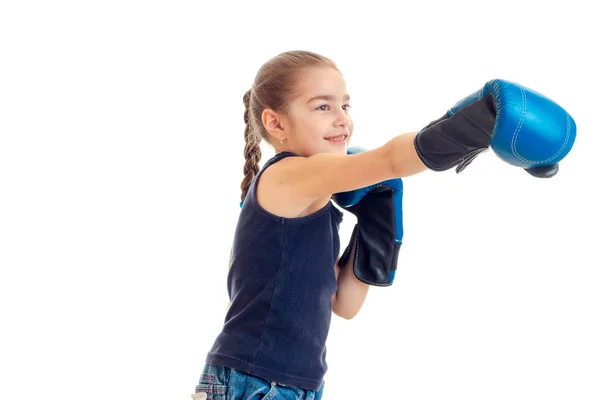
[
  {"xmin": 191, "ymin": 50, "xmax": 570, "ymax": 399},
  {"xmin": 191, "ymin": 50, "xmax": 427, "ymax": 400}
]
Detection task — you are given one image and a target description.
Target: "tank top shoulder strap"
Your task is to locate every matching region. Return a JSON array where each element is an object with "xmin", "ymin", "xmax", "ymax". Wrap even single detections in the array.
[
  {"xmin": 261, "ymin": 151, "xmax": 297, "ymax": 171},
  {"xmin": 254, "ymin": 151, "xmax": 297, "ymax": 181},
  {"xmin": 240, "ymin": 152, "xmax": 297, "ymax": 208}
]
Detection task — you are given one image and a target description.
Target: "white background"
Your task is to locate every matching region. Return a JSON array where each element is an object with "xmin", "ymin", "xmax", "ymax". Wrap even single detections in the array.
[{"xmin": 1, "ymin": 1, "xmax": 598, "ymax": 399}]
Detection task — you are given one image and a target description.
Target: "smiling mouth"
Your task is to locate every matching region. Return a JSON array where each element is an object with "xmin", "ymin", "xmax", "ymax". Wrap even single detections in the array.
[{"xmin": 325, "ymin": 134, "xmax": 348, "ymax": 142}]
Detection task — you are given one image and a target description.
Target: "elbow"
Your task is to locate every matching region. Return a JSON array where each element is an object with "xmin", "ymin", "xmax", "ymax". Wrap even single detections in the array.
[
  {"xmin": 332, "ymin": 303, "xmax": 358, "ymax": 320},
  {"xmin": 340, "ymin": 312, "xmax": 357, "ymax": 320}
]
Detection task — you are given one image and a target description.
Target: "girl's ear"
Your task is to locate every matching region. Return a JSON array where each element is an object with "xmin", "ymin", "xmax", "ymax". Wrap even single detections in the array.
[{"xmin": 262, "ymin": 108, "xmax": 286, "ymax": 141}]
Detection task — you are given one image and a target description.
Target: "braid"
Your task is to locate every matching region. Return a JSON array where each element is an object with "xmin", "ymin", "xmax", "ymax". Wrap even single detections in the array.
[{"xmin": 240, "ymin": 89, "xmax": 261, "ymax": 203}]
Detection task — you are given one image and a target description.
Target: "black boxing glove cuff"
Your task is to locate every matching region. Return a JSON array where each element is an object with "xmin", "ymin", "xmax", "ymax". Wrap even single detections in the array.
[{"xmin": 414, "ymin": 93, "xmax": 497, "ymax": 172}]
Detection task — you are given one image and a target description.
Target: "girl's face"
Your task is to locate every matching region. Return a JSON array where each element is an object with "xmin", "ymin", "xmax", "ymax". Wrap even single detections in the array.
[{"xmin": 282, "ymin": 67, "xmax": 354, "ymax": 156}]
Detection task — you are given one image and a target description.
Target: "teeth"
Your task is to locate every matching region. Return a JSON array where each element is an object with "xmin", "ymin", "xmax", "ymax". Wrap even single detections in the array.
[{"xmin": 327, "ymin": 135, "xmax": 346, "ymax": 141}]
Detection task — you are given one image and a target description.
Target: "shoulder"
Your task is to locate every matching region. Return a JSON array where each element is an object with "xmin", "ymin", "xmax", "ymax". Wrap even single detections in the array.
[{"xmin": 257, "ymin": 156, "xmax": 331, "ymax": 218}]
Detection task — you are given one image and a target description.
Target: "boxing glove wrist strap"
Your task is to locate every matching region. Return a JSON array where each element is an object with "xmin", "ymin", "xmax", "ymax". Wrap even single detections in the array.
[{"xmin": 414, "ymin": 93, "xmax": 497, "ymax": 173}]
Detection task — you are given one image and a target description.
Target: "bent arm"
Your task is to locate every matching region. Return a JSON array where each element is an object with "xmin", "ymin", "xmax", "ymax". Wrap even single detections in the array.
[{"xmin": 331, "ymin": 234, "xmax": 368, "ymax": 320}]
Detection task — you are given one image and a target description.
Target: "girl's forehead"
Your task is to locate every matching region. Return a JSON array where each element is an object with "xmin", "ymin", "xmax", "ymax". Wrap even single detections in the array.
[{"xmin": 295, "ymin": 67, "xmax": 348, "ymax": 99}]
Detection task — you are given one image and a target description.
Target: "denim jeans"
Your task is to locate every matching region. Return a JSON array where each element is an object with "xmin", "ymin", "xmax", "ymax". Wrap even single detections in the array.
[{"xmin": 192, "ymin": 363, "xmax": 325, "ymax": 400}]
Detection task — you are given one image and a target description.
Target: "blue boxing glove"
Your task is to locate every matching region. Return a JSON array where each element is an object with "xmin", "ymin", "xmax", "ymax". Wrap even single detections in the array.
[
  {"xmin": 414, "ymin": 79, "xmax": 576, "ymax": 178},
  {"xmin": 333, "ymin": 146, "xmax": 404, "ymax": 287}
]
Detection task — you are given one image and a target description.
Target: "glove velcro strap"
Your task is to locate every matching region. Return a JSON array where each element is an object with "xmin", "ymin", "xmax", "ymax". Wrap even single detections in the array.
[{"xmin": 415, "ymin": 93, "xmax": 497, "ymax": 172}]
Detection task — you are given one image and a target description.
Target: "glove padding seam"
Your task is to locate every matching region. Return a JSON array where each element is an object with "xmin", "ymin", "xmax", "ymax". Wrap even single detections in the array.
[{"xmin": 509, "ymin": 84, "xmax": 571, "ymax": 165}]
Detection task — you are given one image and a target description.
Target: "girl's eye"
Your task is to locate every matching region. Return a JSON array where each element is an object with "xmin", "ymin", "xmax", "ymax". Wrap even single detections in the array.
[{"xmin": 316, "ymin": 104, "xmax": 351, "ymax": 111}]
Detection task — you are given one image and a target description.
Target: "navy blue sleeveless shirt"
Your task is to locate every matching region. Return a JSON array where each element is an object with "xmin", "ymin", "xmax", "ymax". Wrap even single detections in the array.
[{"xmin": 205, "ymin": 151, "xmax": 343, "ymax": 390}]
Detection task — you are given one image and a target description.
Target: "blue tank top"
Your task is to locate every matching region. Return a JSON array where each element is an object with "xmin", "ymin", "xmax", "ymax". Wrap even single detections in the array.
[{"xmin": 205, "ymin": 151, "xmax": 343, "ymax": 391}]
